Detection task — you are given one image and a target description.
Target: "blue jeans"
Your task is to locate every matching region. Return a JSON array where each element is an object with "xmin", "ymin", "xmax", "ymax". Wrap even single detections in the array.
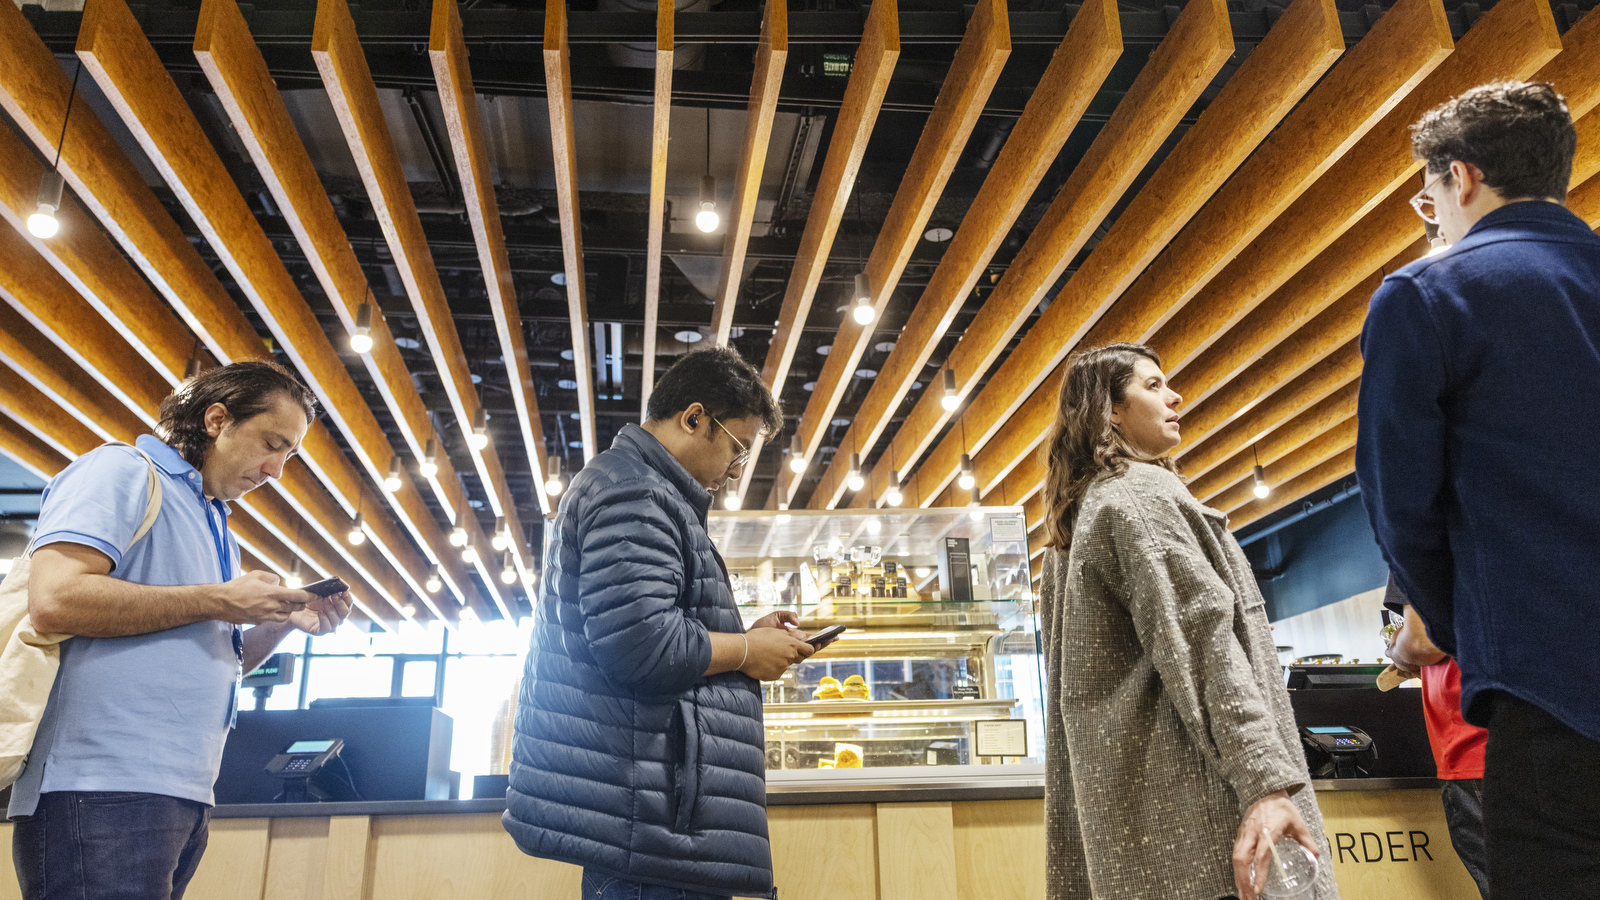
[
  {"xmin": 581, "ymin": 869, "xmax": 732, "ymax": 900},
  {"xmin": 11, "ymin": 791, "xmax": 210, "ymax": 900}
]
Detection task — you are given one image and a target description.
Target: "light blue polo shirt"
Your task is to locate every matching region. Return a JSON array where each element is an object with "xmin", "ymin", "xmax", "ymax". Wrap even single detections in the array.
[{"xmin": 9, "ymin": 436, "xmax": 242, "ymax": 817}]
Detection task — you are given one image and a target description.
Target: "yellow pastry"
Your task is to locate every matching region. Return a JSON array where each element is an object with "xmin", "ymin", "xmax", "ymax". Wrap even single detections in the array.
[
  {"xmin": 818, "ymin": 760, "xmax": 835, "ymax": 769},
  {"xmin": 833, "ymin": 743, "xmax": 864, "ymax": 769},
  {"xmin": 840, "ymin": 674, "xmax": 870, "ymax": 701},
  {"xmin": 812, "ymin": 676, "xmax": 843, "ymax": 700}
]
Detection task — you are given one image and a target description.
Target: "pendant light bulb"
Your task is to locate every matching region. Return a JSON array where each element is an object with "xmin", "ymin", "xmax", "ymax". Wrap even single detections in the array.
[
  {"xmin": 1252, "ymin": 464, "xmax": 1271, "ymax": 499},
  {"xmin": 27, "ymin": 171, "xmax": 63, "ymax": 239},
  {"xmin": 884, "ymin": 471, "xmax": 903, "ymax": 507},
  {"xmin": 285, "ymin": 558, "xmax": 303, "ymax": 590},
  {"xmin": 384, "ymin": 455, "xmax": 402, "ymax": 493},
  {"xmin": 846, "ymin": 453, "xmax": 865, "ymax": 493},
  {"xmin": 419, "ymin": 439, "xmax": 439, "ymax": 479},
  {"xmin": 469, "ymin": 407, "xmax": 490, "ymax": 450},
  {"xmin": 787, "ymin": 434, "xmax": 806, "ymax": 474},
  {"xmin": 695, "ymin": 174, "xmax": 720, "ymax": 233},
  {"xmin": 462, "ymin": 545, "xmax": 479, "ymax": 565},
  {"xmin": 723, "ymin": 493, "xmax": 740, "ymax": 511},
  {"xmin": 958, "ymin": 454, "xmax": 976, "ymax": 492},
  {"xmin": 349, "ymin": 302, "xmax": 374, "ymax": 354},
  {"xmin": 347, "ymin": 512, "xmax": 365, "ymax": 546},
  {"xmin": 401, "ymin": 603, "xmax": 417, "ymax": 618},
  {"xmin": 851, "ymin": 273, "xmax": 874, "ymax": 325},
  {"xmin": 544, "ymin": 455, "xmax": 565, "ymax": 497},
  {"xmin": 500, "ymin": 553, "xmax": 517, "ymax": 585},
  {"xmin": 424, "ymin": 566, "xmax": 442, "ymax": 594},
  {"xmin": 491, "ymin": 517, "xmax": 510, "ymax": 552},
  {"xmin": 776, "ymin": 502, "xmax": 791, "ymax": 523},
  {"xmin": 941, "ymin": 368, "xmax": 959, "ymax": 412},
  {"xmin": 449, "ymin": 526, "xmax": 468, "ymax": 548}
]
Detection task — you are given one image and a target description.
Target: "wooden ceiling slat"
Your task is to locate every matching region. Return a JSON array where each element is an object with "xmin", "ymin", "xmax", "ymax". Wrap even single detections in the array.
[
  {"xmin": 1227, "ymin": 447, "xmax": 1359, "ymax": 530},
  {"xmin": 0, "ymin": 228, "xmax": 407, "ymax": 627},
  {"xmin": 0, "ymin": 222, "xmax": 170, "ymax": 429},
  {"xmin": 0, "ymin": 0, "xmax": 457, "ymax": 622},
  {"xmin": 757, "ymin": 0, "xmax": 899, "ymax": 401},
  {"xmin": 898, "ymin": 0, "xmax": 1378, "ymax": 508},
  {"xmin": 1176, "ymin": 351, "xmax": 1362, "ymax": 481},
  {"xmin": 1535, "ymin": 6, "xmax": 1600, "ymax": 118},
  {"xmin": 79, "ymin": 0, "xmax": 493, "ymax": 623},
  {"xmin": 1189, "ymin": 390, "xmax": 1359, "ymax": 502},
  {"xmin": 537, "ymin": 0, "xmax": 601, "ymax": 460},
  {"xmin": 708, "ymin": 0, "xmax": 788, "ymax": 349},
  {"xmin": 193, "ymin": 0, "xmax": 512, "ymax": 619},
  {"xmin": 1172, "ymin": 270, "xmax": 1382, "ymax": 451},
  {"xmin": 310, "ymin": 0, "xmax": 522, "ymax": 617},
  {"xmin": 805, "ymin": 0, "xmax": 1123, "ymax": 511},
  {"xmin": 768, "ymin": 0, "xmax": 1010, "ymax": 509},
  {"xmin": 941, "ymin": 0, "xmax": 1559, "ymax": 506},
  {"xmin": 429, "ymin": 0, "xmax": 555, "ymax": 521},
  {"xmin": 1211, "ymin": 417, "xmax": 1359, "ymax": 514},
  {"xmin": 0, "ymin": 412, "xmax": 67, "ymax": 482},
  {"xmin": 640, "ymin": 0, "xmax": 677, "ymax": 416},
  {"xmin": 1082, "ymin": 0, "xmax": 1450, "ymax": 366}
]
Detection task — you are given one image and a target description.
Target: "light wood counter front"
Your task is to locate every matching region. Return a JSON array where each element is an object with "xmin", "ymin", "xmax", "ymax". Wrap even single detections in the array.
[{"xmin": 0, "ymin": 790, "xmax": 1480, "ymax": 899}]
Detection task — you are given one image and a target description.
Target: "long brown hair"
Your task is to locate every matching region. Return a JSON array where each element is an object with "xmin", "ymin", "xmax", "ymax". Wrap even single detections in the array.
[{"xmin": 1041, "ymin": 343, "xmax": 1178, "ymax": 551}]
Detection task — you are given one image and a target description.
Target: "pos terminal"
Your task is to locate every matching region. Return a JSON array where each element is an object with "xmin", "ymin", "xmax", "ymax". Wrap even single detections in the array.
[{"xmin": 265, "ymin": 738, "xmax": 353, "ymax": 802}]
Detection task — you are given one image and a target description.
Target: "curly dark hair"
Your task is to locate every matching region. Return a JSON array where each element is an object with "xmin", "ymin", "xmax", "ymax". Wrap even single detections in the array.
[
  {"xmin": 156, "ymin": 359, "xmax": 318, "ymax": 469},
  {"xmin": 1041, "ymin": 344, "xmax": 1179, "ymax": 551},
  {"xmin": 645, "ymin": 346, "xmax": 782, "ymax": 437},
  {"xmin": 1410, "ymin": 81, "xmax": 1576, "ymax": 201}
]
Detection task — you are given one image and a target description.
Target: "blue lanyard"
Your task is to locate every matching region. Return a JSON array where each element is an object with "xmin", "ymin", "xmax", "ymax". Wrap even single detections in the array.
[{"xmin": 200, "ymin": 493, "xmax": 233, "ymax": 583}]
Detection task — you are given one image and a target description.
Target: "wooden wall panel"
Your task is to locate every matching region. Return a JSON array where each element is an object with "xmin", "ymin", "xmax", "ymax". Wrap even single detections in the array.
[
  {"xmin": 185, "ymin": 818, "xmax": 273, "ymax": 900},
  {"xmin": 770, "ymin": 804, "xmax": 880, "ymax": 900},
  {"xmin": 261, "ymin": 817, "xmax": 332, "ymax": 900},
  {"xmin": 952, "ymin": 799, "xmax": 1046, "ymax": 900},
  {"xmin": 878, "ymin": 802, "xmax": 959, "ymax": 900},
  {"xmin": 367, "ymin": 813, "xmax": 580, "ymax": 898}
]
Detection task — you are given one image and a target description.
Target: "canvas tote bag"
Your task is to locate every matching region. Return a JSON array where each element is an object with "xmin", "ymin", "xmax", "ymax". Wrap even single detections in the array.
[{"xmin": 0, "ymin": 444, "xmax": 162, "ymax": 786}]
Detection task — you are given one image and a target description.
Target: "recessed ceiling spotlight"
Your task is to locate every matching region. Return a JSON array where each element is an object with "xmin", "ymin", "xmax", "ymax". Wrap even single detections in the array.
[
  {"xmin": 551, "ymin": 272, "xmax": 567, "ymax": 286},
  {"xmin": 874, "ymin": 341, "xmax": 896, "ymax": 353},
  {"xmin": 728, "ymin": 327, "xmax": 745, "ymax": 339},
  {"xmin": 567, "ymin": 440, "xmax": 583, "ymax": 449},
  {"xmin": 558, "ymin": 379, "xmax": 578, "ymax": 390},
  {"xmin": 674, "ymin": 330, "xmax": 704, "ymax": 344},
  {"xmin": 560, "ymin": 349, "xmax": 574, "ymax": 360},
  {"xmin": 816, "ymin": 344, "xmax": 832, "ymax": 356},
  {"xmin": 831, "ymin": 418, "xmax": 850, "ymax": 427},
  {"xmin": 394, "ymin": 336, "xmax": 421, "ymax": 350},
  {"xmin": 923, "ymin": 227, "xmax": 953, "ymax": 243},
  {"xmin": 802, "ymin": 382, "xmax": 816, "ymax": 392},
  {"xmin": 854, "ymin": 368, "xmax": 877, "ymax": 379}
]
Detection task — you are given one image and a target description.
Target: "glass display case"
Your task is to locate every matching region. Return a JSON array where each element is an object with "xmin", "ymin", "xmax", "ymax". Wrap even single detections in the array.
[{"xmin": 707, "ymin": 506, "xmax": 1044, "ymax": 780}]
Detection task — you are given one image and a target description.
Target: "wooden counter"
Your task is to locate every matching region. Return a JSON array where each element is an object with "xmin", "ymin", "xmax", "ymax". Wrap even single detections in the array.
[{"xmin": 0, "ymin": 786, "xmax": 1483, "ymax": 899}]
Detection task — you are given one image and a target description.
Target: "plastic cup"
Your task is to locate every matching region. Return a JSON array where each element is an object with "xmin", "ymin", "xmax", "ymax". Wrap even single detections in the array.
[{"xmin": 1251, "ymin": 837, "xmax": 1320, "ymax": 899}]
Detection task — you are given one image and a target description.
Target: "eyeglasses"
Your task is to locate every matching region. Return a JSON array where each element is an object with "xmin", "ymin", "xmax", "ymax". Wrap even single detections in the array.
[
  {"xmin": 707, "ymin": 415, "xmax": 751, "ymax": 468},
  {"xmin": 1409, "ymin": 172, "xmax": 1448, "ymax": 225}
]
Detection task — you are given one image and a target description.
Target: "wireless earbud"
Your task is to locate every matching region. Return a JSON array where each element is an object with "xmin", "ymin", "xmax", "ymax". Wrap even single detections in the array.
[{"xmin": 687, "ymin": 414, "xmax": 700, "ymax": 428}]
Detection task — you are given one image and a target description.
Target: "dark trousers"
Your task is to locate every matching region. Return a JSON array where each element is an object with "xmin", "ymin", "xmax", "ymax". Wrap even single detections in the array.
[
  {"xmin": 1483, "ymin": 692, "xmax": 1600, "ymax": 900},
  {"xmin": 581, "ymin": 869, "xmax": 732, "ymax": 900},
  {"xmin": 1440, "ymin": 779, "xmax": 1490, "ymax": 899},
  {"xmin": 11, "ymin": 791, "xmax": 210, "ymax": 900}
]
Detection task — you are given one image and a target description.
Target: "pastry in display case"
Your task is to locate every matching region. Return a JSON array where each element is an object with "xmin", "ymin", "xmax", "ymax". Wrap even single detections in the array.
[{"xmin": 707, "ymin": 506, "xmax": 1044, "ymax": 779}]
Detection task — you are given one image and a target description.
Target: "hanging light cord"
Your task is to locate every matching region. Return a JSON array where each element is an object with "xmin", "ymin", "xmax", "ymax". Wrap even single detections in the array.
[
  {"xmin": 52, "ymin": 62, "xmax": 83, "ymax": 171},
  {"xmin": 704, "ymin": 108, "xmax": 711, "ymax": 177}
]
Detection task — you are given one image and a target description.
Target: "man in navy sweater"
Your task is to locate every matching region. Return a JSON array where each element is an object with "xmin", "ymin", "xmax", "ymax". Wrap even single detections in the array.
[{"xmin": 1357, "ymin": 81, "xmax": 1600, "ymax": 898}]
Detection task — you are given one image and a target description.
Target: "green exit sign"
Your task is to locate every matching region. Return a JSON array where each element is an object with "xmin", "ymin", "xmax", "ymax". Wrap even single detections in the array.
[{"xmin": 822, "ymin": 52, "xmax": 852, "ymax": 78}]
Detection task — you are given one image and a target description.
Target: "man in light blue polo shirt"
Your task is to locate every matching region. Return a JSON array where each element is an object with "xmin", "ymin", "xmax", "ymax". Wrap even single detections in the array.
[{"xmin": 11, "ymin": 360, "xmax": 353, "ymax": 900}]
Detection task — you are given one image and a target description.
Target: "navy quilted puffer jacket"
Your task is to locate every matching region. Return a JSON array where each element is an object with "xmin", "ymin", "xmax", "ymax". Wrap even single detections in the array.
[{"xmin": 504, "ymin": 425, "xmax": 774, "ymax": 898}]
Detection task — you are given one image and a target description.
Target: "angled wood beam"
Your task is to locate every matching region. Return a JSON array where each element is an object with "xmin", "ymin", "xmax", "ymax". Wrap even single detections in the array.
[
  {"xmin": 900, "ymin": 0, "xmax": 1450, "ymax": 508},
  {"xmin": 0, "ymin": 0, "xmax": 462, "ymax": 621},
  {"xmin": 1210, "ymin": 417, "xmax": 1359, "ymax": 514},
  {"xmin": 758, "ymin": 0, "xmax": 899, "ymax": 395},
  {"xmin": 1176, "ymin": 349, "xmax": 1362, "ymax": 481},
  {"xmin": 641, "ymin": 0, "xmax": 680, "ymax": 416},
  {"xmin": 1102, "ymin": 0, "xmax": 1557, "ymax": 378},
  {"xmin": 534, "ymin": 0, "xmax": 599, "ymax": 459},
  {"xmin": 1534, "ymin": 5, "xmax": 1600, "ymax": 120},
  {"xmin": 1228, "ymin": 447, "xmax": 1358, "ymax": 531},
  {"xmin": 708, "ymin": 0, "xmax": 787, "ymax": 347},
  {"xmin": 77, "ymin": 0, "xmax": 497, "ymax": 622},
  {"xmin": 865, "ymin": 0, "xmax": 1342, "ymax": 512},
  {"xmin": 196, "ymin": 0, "xmax": 514, "ymax": 617},
  {"xmin": 0, "ymin": 411, "xmax": 67, "ymax": 481},
  {"xmin": 1080, "ymin": 0, "xmax": 1452, "ymax": 364},
  {"xmin": 429, "ymin": 0, "xmax": 555, "ymax": 519},
  {"xmin": 310, "ymin": 0, "xmax": 522, "ymax": 616},
  {"xmin": 0, "ymin": 225, "xmax": 406, "ymax": 627},
  {"xmin": 804, "ymin": 0, "xmax": 1120, "ymax": 510},
  {"xmin": 1190, "ymin": 392, "xmax": 1359, "ymax": 503},
  {"xmin": 765, "ymin": 0, "xmax": 1009, "ymax": 509}
]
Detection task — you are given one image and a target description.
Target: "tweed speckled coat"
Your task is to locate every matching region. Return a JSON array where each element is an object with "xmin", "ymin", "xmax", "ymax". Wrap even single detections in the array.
[{"xmin": 1040, "ymin": 462, "xmax": 1338, "ymax": 900}]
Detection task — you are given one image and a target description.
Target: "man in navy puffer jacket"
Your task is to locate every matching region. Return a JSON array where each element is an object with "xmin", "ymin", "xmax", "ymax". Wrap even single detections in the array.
[{"xmin": 505, "ymin": 347, "xmax": 818, "ymax": 900}]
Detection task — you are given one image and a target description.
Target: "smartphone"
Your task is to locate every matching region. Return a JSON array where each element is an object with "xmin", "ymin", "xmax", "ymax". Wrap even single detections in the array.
[
  {"xmin": 806, "ymin": 624, "xmax": 847, "ymax": 647},
  {"xmin": 299, "ymin": 576, "xmax": 350, "ymax": 597}
]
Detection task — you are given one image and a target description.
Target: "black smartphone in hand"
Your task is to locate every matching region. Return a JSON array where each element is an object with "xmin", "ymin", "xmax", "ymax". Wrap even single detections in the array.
[
  {"xmin": 806, "ymin": 624, "xmax": 847, "ymax": 646},
  {"xmin": 299, "ymin": 576, "xmax": 349, "ymax": 597}
]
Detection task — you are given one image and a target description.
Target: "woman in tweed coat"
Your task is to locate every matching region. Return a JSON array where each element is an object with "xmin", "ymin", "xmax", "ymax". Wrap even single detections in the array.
[{"xmin": 1038, "ymin": 343, "xmax": 1338, "ymax": 900}]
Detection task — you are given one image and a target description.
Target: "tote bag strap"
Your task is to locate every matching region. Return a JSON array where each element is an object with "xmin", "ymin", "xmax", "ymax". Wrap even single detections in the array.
[{"xmin": 24, "ymin": 442, "xmax": 164, "ymax": 559}]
